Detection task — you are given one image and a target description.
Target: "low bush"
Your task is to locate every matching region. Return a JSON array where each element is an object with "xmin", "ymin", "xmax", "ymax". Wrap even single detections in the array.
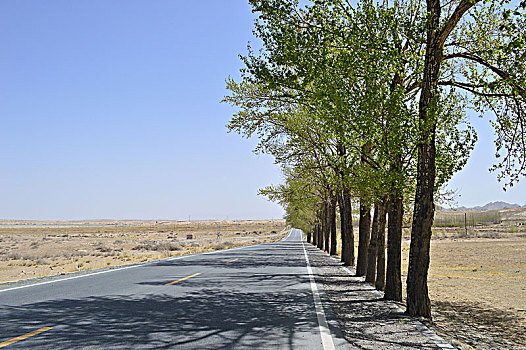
[{"xmin": 132, "ymin": 241, "xmax": 183, "ymax": 251}]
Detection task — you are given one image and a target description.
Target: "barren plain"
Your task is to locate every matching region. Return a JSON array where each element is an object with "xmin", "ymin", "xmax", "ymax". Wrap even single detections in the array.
[
  {"xmin": 408, "ymin": 208, "xmax": 526, "ymax": 349},
  {"xmin": 2, "ymin": 210, "xmax": 525, "ymax": 349},
  {"xmin": 327, "ymin": 207, "xmax": 526, "ymax": 349},
  {"xmin": 0, "ymin": 219, "xmax": 287, "ymax": 283}
]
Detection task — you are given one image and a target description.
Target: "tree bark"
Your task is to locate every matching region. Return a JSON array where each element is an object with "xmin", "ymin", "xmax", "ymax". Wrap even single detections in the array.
[
  {"xmin": 356, "ymin": 142, "xmax": 372, "ymax": 276},
  {"xmin": 407, "ymin": 0, "xmax": 442, "ymax": 318},
  {"xmin": 340, "ymin": 186, "xmax": 354, "ymax": 266},
  {"xmin": 312, "ymin": 223, "xmax": 318, "ymax": 247},
  {"xmin": 375, "ymin": 197, "xmax": 388, "ymax": 291},
  {"xmin": 318, "ymin": 222, "xmax": 323, "ymax": 249},
  {"xmin": 385, "ymin": 191, "xmax": 403, "ymax": 300},
  {"xmin": 318, "ymin": 210, "xmax": 325, "ymax": 250},
  {"xmin": 338, "ymin": 191, "xmax": 346, "ymax": 260},
  {"xmin": 306, "ymin": 230, "xmax": 312, "ymax": 244},
  {"xmin": 356, "ymin": 199, "xmax": 371, "ymax": 276},
  {"xmin": 324, "ymin": 200, "xmax": 330, "ymax": 253},
  {"xmin": 330, "ymin": 195, "xmax": 337, "ymax": 255},
  {"xmin": 407, "ymin": 139, "xmax": 436, "ymax": 317},
  {"xmin": 366, "ymin": 201, "xmax": 380, "ymax": 283}
]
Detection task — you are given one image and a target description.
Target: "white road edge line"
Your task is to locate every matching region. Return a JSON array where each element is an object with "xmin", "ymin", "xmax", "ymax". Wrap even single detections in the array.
[
  {"xmin": 0, "ymin": 264, "xmax": 139, "ymax": 294},
  {"xmin": 301, "ymin": 231, "xmax": 336, "ymax": 350},
  {"xmin": 0, "ymin": 245, "xmax": 258, "ymax": 293},
  {"xmin": 0, "ymin": 227, "xmax": 292, "ymax": 294}
]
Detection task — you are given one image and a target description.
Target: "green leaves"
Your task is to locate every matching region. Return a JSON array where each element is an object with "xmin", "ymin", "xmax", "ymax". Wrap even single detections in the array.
[
  {"xmin": 444, "ymin": 0, "xmax": 526, "ymax": 187},
  {"xmin": 223, "ymin": 0, "xmax": 526, "ymax": 225}
]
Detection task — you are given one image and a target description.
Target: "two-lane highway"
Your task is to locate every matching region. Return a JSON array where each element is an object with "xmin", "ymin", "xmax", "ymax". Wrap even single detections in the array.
[{"xmin": 0, "ymin": 229, "xmax": 348, "ymax": 349}]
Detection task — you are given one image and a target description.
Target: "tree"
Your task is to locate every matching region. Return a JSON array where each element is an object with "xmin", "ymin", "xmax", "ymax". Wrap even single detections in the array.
[
  {"xmin": 408, "ymin": 0, "xmax": 526, "ymax": 317},
  {"xmin": 225, "ymin": 0, "xmax": 496, "ymax": 318}
]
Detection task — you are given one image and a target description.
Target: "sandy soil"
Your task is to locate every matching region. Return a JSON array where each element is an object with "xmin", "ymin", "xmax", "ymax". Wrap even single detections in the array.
[
  {"xmin": 0, "ymin": 219, "xmax": 287, "ymax": 284},
  {"xmin": 3, "ymin": 213, "xmax": 525, "ymax": 348},
  {"xmin": 404, "ymin": 208, "xmax": 526, "ymax": 349},
  {"xmin": 418, "ymin": 237, "xmax": 526, "ymax": 349},
  {"xmin": 331, "ymin": 208, "xmax": 526, "ymax": 349}
]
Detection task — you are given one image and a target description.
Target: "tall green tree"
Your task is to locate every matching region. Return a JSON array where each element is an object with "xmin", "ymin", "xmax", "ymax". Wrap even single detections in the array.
[
  {"xmin": 225, "ymin": 0, "xmax": 491, "ymax": 318},
  {"xmin": 407, "ymin": 0, "xmax": 526, "ymax": 317}
]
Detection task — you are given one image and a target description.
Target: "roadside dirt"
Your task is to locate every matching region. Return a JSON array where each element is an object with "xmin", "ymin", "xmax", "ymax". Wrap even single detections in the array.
[
  {"xmin": 420, "ymin": 237, "xmax": 526, "ymax": 349},
  {"xmin": 403, "ymin": 208, "xmax": 526, "ymax": 349},
  {"xmin": 0, "ymin": 219, "xmax": 286, "ymax": 284},
  {"xmin": 330, "ymin": 232, "xmax": 525, "ymax": 349},
  {"xmin": 333, "ymin": 208, "xmax": 526, "ymax": 349}
]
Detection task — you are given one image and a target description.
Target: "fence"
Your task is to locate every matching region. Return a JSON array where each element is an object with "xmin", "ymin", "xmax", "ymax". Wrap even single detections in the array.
[{"xmin": 433, "ymin": 211, "xmax": 502, "ymax": 228}]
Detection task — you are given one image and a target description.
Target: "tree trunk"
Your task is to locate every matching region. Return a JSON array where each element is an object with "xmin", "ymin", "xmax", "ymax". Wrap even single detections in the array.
[
  {"xmin": 318, "ymin": 210, "xmax": 324, "ymax": 250},
  {"xmin": 318, "ymin": 222, "xmax": 323, "ymax": 249},
  {"xmin": 385, "ymin": 191, "xmax": 403, "ymax": 300},
  {"xmin": 356, "ymin": 199, "xmax": 371, "ymax": 276},
  {"xmin": 407, "ymin": 136, "xmax": 436, "ymax": 317},
  {"xmin": 312, "ymin": 223, "xmax": 318, "ymax": 247},
  {"xmin": 338, "ymin": 191, "xmax": 346, "ymax": 260},
  {"xmin": 330, "ymin": 196, "xmax": 337, "ymax": 255},
  {"xmin": 375, "ymin": 197, "xmax": 388, "ymax": 291},
  {"xmin": 407, "ymin": 0, "xmax": 441, "ymax": 318},
  {"xmin": 324, "ymin": 200, "xmax": 330, "ymax": 253},
  {"xmin": 366, "ymin": 201, "xmax": 380, "ymax": 283},
  {"xmin": 306, "ymin": 230, "xmax": 311, "ymax": 244},
  {"xmin": 340, "ymin": 187, "xmax": 354, "ymax": 266}
]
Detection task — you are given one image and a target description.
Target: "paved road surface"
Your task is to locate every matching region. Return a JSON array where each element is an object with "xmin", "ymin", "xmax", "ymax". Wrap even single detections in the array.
[{"xmin": 0, "ymin": 229, "xmax": 348, "ymax": 349}]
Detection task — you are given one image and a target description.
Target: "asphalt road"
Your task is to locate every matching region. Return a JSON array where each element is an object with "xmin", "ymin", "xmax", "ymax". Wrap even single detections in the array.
[{"xmin": 0, "ymin": 229, "xmax": 349, "ymax": 349}]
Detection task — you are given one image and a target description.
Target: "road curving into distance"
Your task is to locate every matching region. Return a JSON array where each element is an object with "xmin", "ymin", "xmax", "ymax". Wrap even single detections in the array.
[{"xmin": 0, "ymin": 228, "xmax": 348, "ymax": 349}]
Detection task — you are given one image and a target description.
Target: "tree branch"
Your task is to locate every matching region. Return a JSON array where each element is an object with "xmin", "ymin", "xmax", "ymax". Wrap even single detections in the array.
[
  {"xmin": 438, "ymin": 80, "xmax": 509, "ymax": 97},
  {"xmin": 442, "ymin": 52, "xmax": 526, "ymax": 97},
  {"xmin": 437, "ymin": 0, "xmax": 481, "ymax": 49}
]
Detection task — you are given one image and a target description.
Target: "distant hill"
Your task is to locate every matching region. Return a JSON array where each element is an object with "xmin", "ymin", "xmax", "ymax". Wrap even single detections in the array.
[{"xmin": 450, "ymin": 201, "xmax": 523, "ymax": 211}]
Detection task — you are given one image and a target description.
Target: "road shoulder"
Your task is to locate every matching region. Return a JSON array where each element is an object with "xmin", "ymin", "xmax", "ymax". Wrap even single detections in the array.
[{"xmin": 305, "ymin": 244, "xmax": 455, "ymax": 350}]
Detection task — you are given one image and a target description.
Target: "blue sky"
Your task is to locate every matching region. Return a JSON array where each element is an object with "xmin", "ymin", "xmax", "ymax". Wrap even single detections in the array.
[
  {"xmin": 0, "ymin": 0, "xmax": 284, "ymax": 220},
  {"xmin": 0, "ymin": 1, "xmax": 524, "ymax": 220},
  {"xmin": 444, "ymin": 113, "xmax": 526, "ymax": 208}
]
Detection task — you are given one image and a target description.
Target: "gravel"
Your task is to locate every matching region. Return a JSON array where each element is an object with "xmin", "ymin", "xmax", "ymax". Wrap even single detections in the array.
[{"xmin": 305, "ymin": 244, "xmax": 456, "ymax": 349}]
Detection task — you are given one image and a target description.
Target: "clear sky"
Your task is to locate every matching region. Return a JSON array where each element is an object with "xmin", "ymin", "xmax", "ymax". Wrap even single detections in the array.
[
  {"xmin": 0, "ymin": 1, "xmax": 524, "ymax": 221},
  {"xmin": 444, "ymin": 112, "xmax": 526, "ymax": 208},
  {"xmin": 0, "ymin": 0, "xmax": 285, "ymax": 220}
]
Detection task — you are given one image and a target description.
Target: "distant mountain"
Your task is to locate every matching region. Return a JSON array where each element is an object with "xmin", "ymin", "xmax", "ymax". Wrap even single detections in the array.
[{"xmin": 451, "ymin": 201, "xmax": 523, "ymax": 211}]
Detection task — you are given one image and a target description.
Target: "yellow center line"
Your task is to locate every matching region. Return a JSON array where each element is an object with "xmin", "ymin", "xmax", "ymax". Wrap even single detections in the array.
[
  {"xmin": 165, "ymin": 272, "xmax": 201, "ymax": 286},
  {"xmin": 0, "ymin": 327, "xmax": 53, "ymax": 348},
  {"xmin": 226, "ymin": 258, "xmax": 239, "ymax": 264}
]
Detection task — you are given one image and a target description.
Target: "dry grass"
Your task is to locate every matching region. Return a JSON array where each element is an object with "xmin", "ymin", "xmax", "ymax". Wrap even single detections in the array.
[
  {"xmin": 328, "ymin": 208, "xmax": 526, "ymax": 349},
  {"xmin": 398, "ymin": 237, "xmax": 526, "ymax": 349},
  {"xmin": 0, "ymin": 219, "xmax": 287, "ymax": 283},
  {"xmin": 425, "ymin": 210, "xmax": 525, "ymax": 348}
]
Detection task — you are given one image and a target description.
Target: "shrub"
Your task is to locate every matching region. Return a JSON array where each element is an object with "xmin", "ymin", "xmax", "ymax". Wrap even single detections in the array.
[
  {"xmin": 7, "ymin": 252, "xmax": 22, "ymax": 260},
  {"xmin": 132, "ymin": 241, "xmax": 182, "ymax": 251},
  {"xmin": 96, "ymin": 245, "xmax": 112, "ymax": 253},
  {"xmin": 214, "ymin": 241, "xmax": 234, "ymax": 250}
]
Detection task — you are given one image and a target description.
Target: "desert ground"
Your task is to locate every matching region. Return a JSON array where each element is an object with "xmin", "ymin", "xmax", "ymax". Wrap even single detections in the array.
[
  {"xmin": 0, "ymin": 219, "xmax": 287, "ymax": 284},
  {"xmin": 329, "ymin": 207, "xmax": 525, "ymax": 349},
  {"xmin": 2, "ymin": 211, "xmax": 525, "ymax": 349},
  {"xmin": 422, "ymin": 237, "xmax": 526, "ymax": 349},
  {"xmin": 416, "ymin": 208, "xmax": 526, "ymax": 349}
]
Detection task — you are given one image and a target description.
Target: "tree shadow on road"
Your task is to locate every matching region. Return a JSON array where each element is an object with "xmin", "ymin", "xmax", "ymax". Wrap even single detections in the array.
[
  {"xmin": 0, "ymin": 241, "xmax": 339, "ymax": 349},
  {"xmin": 305, "ymin": 245, "xmax": 438, "ymax": 350},
  {"xmin": 0, "ymin": 288, "xmax": 321, "ymax": 349},
  {"xmin": 152, "ymin": 242, "xmax": 308, "ymax": 270}
]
